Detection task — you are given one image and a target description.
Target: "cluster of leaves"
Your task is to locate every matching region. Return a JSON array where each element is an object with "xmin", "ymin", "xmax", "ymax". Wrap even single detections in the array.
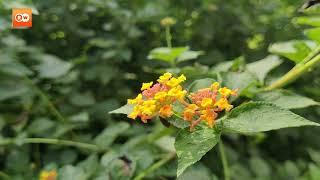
[{"xmin": 0, "ymin": 0, "xmax": 320, "ymax": 179}]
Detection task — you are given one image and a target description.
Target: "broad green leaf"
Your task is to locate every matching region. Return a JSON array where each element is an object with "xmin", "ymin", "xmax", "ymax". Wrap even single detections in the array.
[
  {"xmin": 0, "ymin": 55, "xmax": 33, "ymax": 76},
  {"xmin": 36, "ymin": 55, "xmax": 72, "ymax": 79},
  {"xmin": 268, "ymin": 40, "xmax": 316, "ymax": 63},
  {"xmin": 305, "ymin": 28, "xmax": 320, "ymax": 43},
  {"xmin": 247, "ymin": 55, "xmax": 282, "ymax": 83},
  {"xmin": 222, "ymin": 102, "xmax": 320, "ymax": 134},
  {"xmin": 177, "ymin": 50, "xmax": 204, "ymax": 63},
  {"xmin": 58, "ymin": 165, "xmax": 86, "ymax": 180},
  {"xmin": 27, "ymin": 118, "xmax": 55, "ymax": 136},
  {"xmin": 293, "ymin": 16, "xmax": 320, "ymax": 27},
  {"xmin": 187, "ymin": 78, "xmax": 217, "ymax": 92},
  {"xmin": 148, "ymin": 47, "xmax": 188, "ymax": 63},
  {"xmin": 0, "ymin": 81, "xmax": 29, "ymax": 101},
  {"xmin": 94, "ymin": 122, "xmax": 130, "ymax": 148},
  {"xmin": 254, "ymin": 90, "xmax": 319, "ymax": 109},
  {"xmin": 222, "ymin": 71, "xmax": 258, "ymax": 93},
  {"xmin": 109, "ymin": 104, "xmax": 133, "ymax": 115},
  {"xmin": 211, "ymin": 56, "xmax": 245, "ymax": 72},
  {"xmin": 175, "ymin": 126, "xmax": 221, "ymax": 177},
  {"xmin": 69, "ymin": 112, "xmax": 90, "ymax": 122}
]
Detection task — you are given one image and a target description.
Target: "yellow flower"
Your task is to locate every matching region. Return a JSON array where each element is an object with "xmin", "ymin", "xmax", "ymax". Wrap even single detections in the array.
[
  {"xmin": 141, "ymin": 82, "xmax": 153, "ymax": 91},
  {"xmin": 218, "ymin": 87, "xmax": 237, "ymax": 97},
  {"xmin": 159, "ymin": 105, "xmax": 173, "ymax": 118},
  {"xmin": 158, "ymin": 72, "xmax": 172, "ymax": 84},
  {"xmin": 200, "ymin": 109, "xmax": 217, "ymax": 128},
  {"xmin": 177, "ymin": 74, "xmax": 186, "ymax": 82},
  {"xmin": 211, "ymin": 82, "xmax": 220, "ymax": 91},
  {"xmin": 214, "ymin": 98, "xmax": 233, "ymax": 111},
  {"xmin": 154, "ymin": 91, "xmax": 167, "ymax": 101},
  {"xmin": 166, "ymin": 74, "xmax": 186, "ymax": 87},
  {"xmin": 127, "ymin": 94, "xmax": 142, "ymax": 104},
  {"xmin": 39, "ymin": 170, "xmax": 57, "ymax": 180},
  {"xmin": 201, "ymin": 98, "xmax": 213, "ymax": 108},
  {"xmin": 128, "ymin": 106, "xmax": 140, "ymax": 119},
  {"xmin": 167, "ymin": 85, "xmax": 186, "ymax": 100},
  {"xmin": 141, "ymin": 100, "xmax": 157, "ymax": 115}
]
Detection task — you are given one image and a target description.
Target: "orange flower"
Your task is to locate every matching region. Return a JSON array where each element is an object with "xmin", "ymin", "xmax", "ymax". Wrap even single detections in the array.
[
  {"xmin": 200, "ymin": 109, "xmax": 217, "ymax": 128},
  {"xmin": 159, "ymin": 105, "xmax": 173, "ymax": 118}
]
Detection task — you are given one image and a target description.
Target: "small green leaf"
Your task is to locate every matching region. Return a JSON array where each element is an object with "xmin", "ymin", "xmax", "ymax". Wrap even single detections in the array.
[
  {"xmin": 247, "ymin": 55, "xmax": 282, "ymax": 83},
  {"xmin": 175, "ymin": 126, "xmax": 221, "ymax": 177},
  {"xmin": 177, "ymin": 50, "xmax": 203, "ymax": 63},
  {"xmin": 222, "ymin": 102, "xmax": 320, "ymax": 134},
  {"xmin": 148, "ymin": 47, "xmax": 188, "ymax": 63},
  {"xmin": 36, "ymin": 55, "xmax": 72, "ymax": 79},
  {"xmin": 268, "ymin": 40, "xmax": 316, "ymax": 63},
  {"xmin": 254, "ymin": 90, "xmax": 319, "ymax": 109},
  {"xmin": 293, "ymin": 16, "xmax": 320, "ymax": 27},
  {"xmin": 0, "ymin": 81, "xmax": 29, "ymax": 101},
  {"xmin": 94, "ymin": 122, "xmax": 130, "ymax": 148},
  {"xmin": 222, "ymin": 71, "xmax": 258, "ymax": 93},
  {"xmin": 109, "ymin": 104, "xmax": 134, "ymax": 115},
  {"xmin": 305, "ymin": 28, "xmax": 320, "ymax": 43}
]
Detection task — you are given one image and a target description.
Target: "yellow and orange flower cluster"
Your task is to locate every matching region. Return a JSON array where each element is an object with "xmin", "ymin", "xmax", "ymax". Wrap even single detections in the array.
[
  {"xmin": 127, "ymin": 72, "xmax": 237, "ymax": 129},
  {"xmin": 128, "ymin": 72, "xmax": 187, "ymax": 122},
  {"xmin": 185, "ymin": 82, "xmax": 237, "ymax": 129},
  {"xmin": 39, "ymin": 170, "xmax": 57, "ymax": 180}
]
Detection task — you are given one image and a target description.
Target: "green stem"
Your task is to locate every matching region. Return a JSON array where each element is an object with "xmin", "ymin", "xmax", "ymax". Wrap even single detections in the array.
[
  {"xmin": 133, "ymin": 153, "xmax": 176, "ymax": 180},
  {"xmin": 165, "ymin": 26, "xmax": 172, "ymax": 48},
  {"xmin": 219, "ymin": 141, "xmax": 230, "ymax": 180},
  {"xmin": 265, "ymin": 54, "xmax": 320, "ymax": 91},
  {"xmin": 23, "ymin": 76, "xmax": 67, "ymax": 123},
  {"xmin": 0, "ymin": 138, "xmax": 102, "ymax": 152}
]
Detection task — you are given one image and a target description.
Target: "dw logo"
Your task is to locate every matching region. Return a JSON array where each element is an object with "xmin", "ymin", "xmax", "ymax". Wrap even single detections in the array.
[{"xmin": 12, "ymin": 8, "xmax": 32, "ymax": 29}]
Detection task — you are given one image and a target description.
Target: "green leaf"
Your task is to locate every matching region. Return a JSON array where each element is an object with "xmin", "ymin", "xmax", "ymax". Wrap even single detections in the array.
[
  {"xmin": 254, "ymin": 90, "xmax": 319, "ymax": 109},
  {"xmin": 109, "ymin": 104, "xmax": 134, "ymax": 115},
  {"xmin": 58, "ymin": 165, "xmax": 86, "ymax": 180},
  {"xmin": 27, "ymin": 118, "xmax": 55, "ymax": 136},
  {"xmin": 222, "ymin": 71, "xmax": 258, "ymax": 93},
  {"xmin": 175, "ymin": 126, "xmax": 221, "ymax": 177},
  {"xmin": 148, "ymin": 47, "xmax": 188, "ymax": 63},
  {"xmin": 176, "ymin": 50, "xmax": 203, "ymax": 63},
  {"xmin": 0, "ymin": 55, "xmax": 33, "ymax": 76},
  {"xmin": 0, "ymin": 80, "xmax": 29, "ymax": 101},
  {"xmin": 94, "ymin": 122, "xmax": 130, "ymax": 148},
  {"xmin": 293, "ymin": 16, "xmax": 320, "ymax": 27},
  {"xmin": 305, "ymin": 28, "xmax": 320, "ymax": 43},
  {"xmin": 222, "ymin": 102, "xmax": 320, "ymax": 134},
  {"xmin": 247, "ymin": 55, "xmax": 282, "ymax": 83},
  {"xmin": 268, "ymin": 40, "xmax": 316, "ymax": 63},
  {"xmin": 187, "ymin": 78, "xmax": 217, "ymax": 92},
  {"xmin": 36, "ymin": 55, "xmax": 72, "ymax": 79}
]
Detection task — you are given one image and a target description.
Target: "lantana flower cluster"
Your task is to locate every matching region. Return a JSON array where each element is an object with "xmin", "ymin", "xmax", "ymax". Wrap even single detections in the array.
[{"xmin": 127, "ymin": 72, "xmax": 237, "ymax": 129}]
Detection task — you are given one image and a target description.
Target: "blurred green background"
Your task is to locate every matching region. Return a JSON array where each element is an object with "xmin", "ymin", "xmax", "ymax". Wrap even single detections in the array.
[{"xmin": 1, "ymin": 0, "xmax": 320, "ymax": 179}]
